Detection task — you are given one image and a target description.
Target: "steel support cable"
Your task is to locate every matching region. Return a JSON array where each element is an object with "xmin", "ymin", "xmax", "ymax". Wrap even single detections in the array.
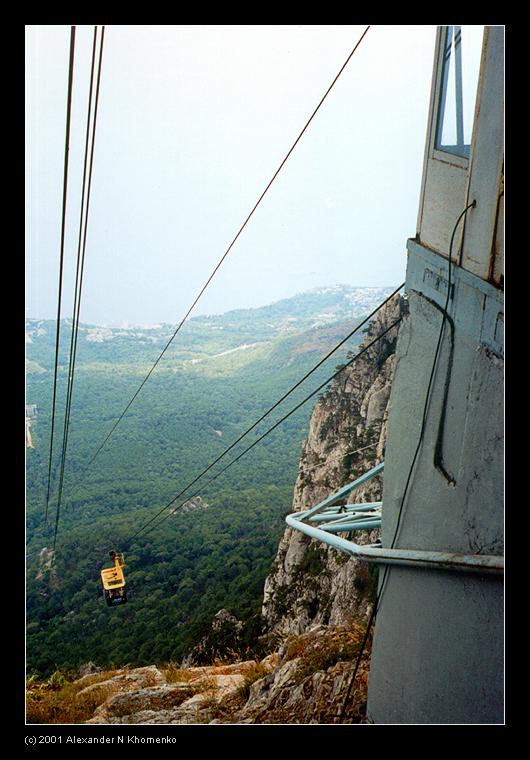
[
  {"xmin": 56, "ymin": 26, "xmax": 99, "ymax": 469},
  {"xmin": 337, "ymin": 200, "xmax": 477, "ymax": 723},
  {"xmin": 53, "ymin": 27, "xmax": 105, "ymax": 553},
  {"xmin": 118, "ymin": 283, "xmax": 403, "ymax": 542},
  {"xmin": 44, "ymin": 26, "xmax": 76, "ymax": 522},
  {"xmin": 53, "ymin": 28, "xmax": 98, "ymax": 542},
  {"xmin": 77, "ymin": 25, "xmax": 372, "ymax": 484},
  {"xmin": 125, "ymin": 316, "xmax": 402, "ymax": 546}
]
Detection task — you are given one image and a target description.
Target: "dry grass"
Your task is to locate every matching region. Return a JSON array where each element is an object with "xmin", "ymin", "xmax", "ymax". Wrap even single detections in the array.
[
  {"xmin": 241, "ymin": 661, "xmax": 269, "ymax": 687},
  {"xmin": 73, "ymin": 668, "xmax": 125, "ymax": 690},
  {"xmin": 163, "ymin": 663, "xmax": 222, "ymax": 691},
  {"xmin": 192, "ymin": 676, "xmax": 217, "ymax": 694},
  {"xmin": 25, "ymin": 668, "xmax": 136, "ymax": 724},
  {"xmin": 27, "ymin": 678, "xmax": 112, "ymax": 724},
  {"xmin": 161, "ymin": 662, "xmax": 196, "ymax": 683},
  {"xmin": 282, "ymin": 624, "xmax": 372, "ymax": 685}
]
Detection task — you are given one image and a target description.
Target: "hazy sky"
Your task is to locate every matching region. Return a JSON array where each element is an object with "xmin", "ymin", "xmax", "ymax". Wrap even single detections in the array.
[{"xmin": 25, "ymin": 24, "xmax": 437, "ymax": 326}]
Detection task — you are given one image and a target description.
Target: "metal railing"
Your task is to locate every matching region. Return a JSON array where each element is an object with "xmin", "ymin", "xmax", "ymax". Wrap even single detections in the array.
[{"xmin": 286, "ymin": 462, "xmax": 504, "ymax": 575}]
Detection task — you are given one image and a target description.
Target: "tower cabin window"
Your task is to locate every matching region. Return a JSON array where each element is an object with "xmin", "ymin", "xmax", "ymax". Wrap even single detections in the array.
[{"xmin": 435, "ymin": 25, "xmax": 484, "ymax": 159}]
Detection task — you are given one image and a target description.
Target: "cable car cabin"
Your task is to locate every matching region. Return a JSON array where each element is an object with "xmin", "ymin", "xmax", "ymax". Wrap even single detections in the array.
[{"xmin": 101, "ymin": 550, "xmax": 127, "ymax": 607}]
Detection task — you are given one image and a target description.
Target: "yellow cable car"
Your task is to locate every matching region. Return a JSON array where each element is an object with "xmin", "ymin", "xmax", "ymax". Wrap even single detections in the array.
[{"xmin": 101, "ymin": 550, "xmax": 127, "ymax": 607}]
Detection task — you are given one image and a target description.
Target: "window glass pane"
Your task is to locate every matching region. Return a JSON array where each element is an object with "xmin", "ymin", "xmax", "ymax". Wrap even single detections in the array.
[{"xmin": 435, "ymin": 25, "xmax": 484, "ymax": 159}]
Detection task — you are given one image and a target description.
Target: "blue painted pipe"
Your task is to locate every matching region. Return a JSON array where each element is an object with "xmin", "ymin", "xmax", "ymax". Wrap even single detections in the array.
[
  {"xmin": 300, "ymin": 462, "xmax": 384, "ymax": 521},
  {"xmin": 286, "ymin": 458, "xmax": 503, "ymax": 574},
  {"xmin": 285, "ymin": 513, "xmax": 503, "ymax": 574},
  {"xmin": 320, "ymin": 519, "xmax": 382, "ymax": 532}
]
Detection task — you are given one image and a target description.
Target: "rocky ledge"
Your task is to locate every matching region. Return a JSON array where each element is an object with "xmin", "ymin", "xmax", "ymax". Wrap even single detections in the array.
[{"xmin": 65, "ymin": 624, "xmax": 371, "ymax": 724}]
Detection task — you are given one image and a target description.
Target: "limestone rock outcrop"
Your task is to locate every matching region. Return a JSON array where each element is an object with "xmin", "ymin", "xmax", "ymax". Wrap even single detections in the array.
[
  {"xmin": 82, "ymin": 626, "xmax": 370, "ymax": 724},
  {"xmin": 232, "ymin": 624, "xmax": 371, "ymax": 724},
  {"xmin": 262, "ymin": 294, "xmax": 405, "ymax": 637},
  {"xmin": 84, "ymin": 661, "xmax": 263, "ymax": 724}
]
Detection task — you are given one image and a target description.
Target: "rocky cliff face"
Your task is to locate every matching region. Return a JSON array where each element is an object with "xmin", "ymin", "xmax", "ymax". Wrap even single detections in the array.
[{"xmin": 262, "ymin": 294, "xmax": 405, "ymax": 638}]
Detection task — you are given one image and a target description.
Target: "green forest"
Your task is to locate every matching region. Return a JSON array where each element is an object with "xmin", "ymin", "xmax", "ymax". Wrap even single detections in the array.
[{"xmin": 26, "ymin": 287, "xmax": 391, "ymax": 676}]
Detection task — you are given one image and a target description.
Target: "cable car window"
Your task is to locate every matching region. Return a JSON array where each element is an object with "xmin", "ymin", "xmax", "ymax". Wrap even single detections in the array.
[{"xmin": 435, "ymin": 26, "xmax": 484, "ymax": 159}]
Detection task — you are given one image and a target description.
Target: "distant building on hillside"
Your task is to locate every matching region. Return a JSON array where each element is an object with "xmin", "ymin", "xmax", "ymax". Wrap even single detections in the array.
[{"xmin": 26, "ymin": 404, "xmax": 38, "ymax": 418}]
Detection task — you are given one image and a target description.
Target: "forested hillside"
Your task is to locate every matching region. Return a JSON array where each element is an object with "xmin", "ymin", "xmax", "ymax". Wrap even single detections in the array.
[{"xmin": 25, "ymin": 285, "xmax": 395, "ymax": 676}]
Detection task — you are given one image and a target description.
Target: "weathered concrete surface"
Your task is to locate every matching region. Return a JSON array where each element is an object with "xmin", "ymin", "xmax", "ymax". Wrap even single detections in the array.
[{"xmin": 366, "ymin": 243, "xmax": 503, "ymax": 724}]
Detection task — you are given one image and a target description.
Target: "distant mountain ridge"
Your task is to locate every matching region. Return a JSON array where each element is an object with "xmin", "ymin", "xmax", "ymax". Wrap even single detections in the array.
[
  {"xmin": 25, "ymin": 285, "xmax": 397, "ymax": 369},
  {"xmin": 191, "ymin": 285, "xmax": 396, "ymax": 324}
]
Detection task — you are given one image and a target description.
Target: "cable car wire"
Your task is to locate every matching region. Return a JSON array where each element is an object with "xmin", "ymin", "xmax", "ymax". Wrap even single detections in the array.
[
  {"xmin": 52, "ymin": 27, "xmax": 106, "ymax": 553},
  {"xmin": 117, "ymin": 283, "xmax": 403, "ymax": 542},
  {"xmin": 44, "ymin": 26, "xmax": 76, "ymax": 522},
  {"xmin": 76, "ymin": 25, "xmax": 372, "ymax": 486},
  {"xmin": 125, "ymin": 315, "xmax": 402, "ymax": 546}
]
